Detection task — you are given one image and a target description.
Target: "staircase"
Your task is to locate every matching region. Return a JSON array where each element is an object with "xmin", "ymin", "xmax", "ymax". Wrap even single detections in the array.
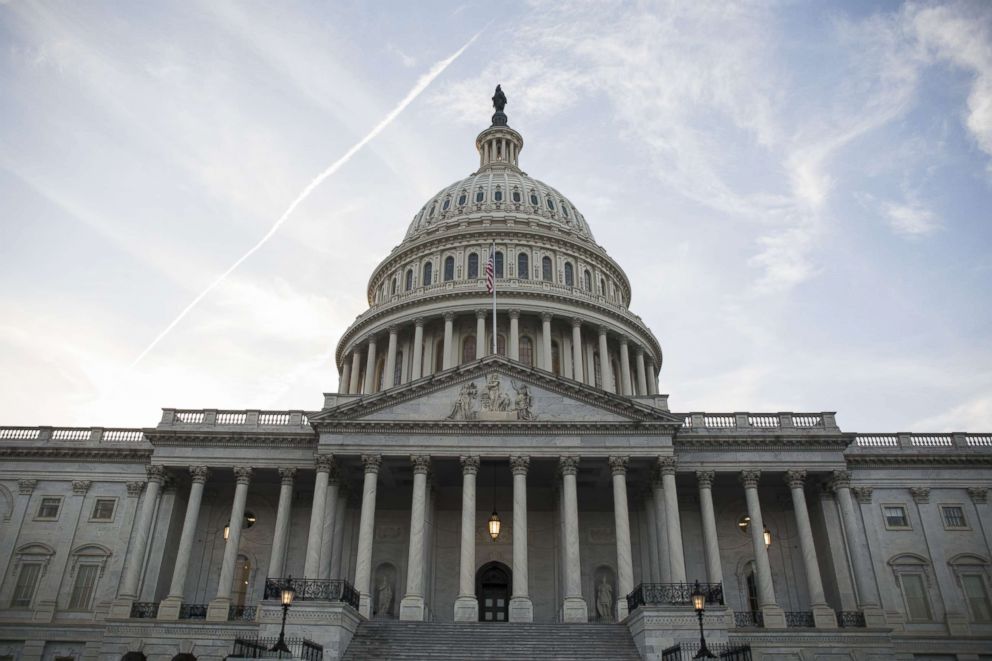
[{"xmin": 341, "ymin": 620, "xmax": 642, "ymax": 660}]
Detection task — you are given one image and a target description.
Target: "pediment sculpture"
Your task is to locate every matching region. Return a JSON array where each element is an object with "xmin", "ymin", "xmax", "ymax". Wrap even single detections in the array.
[{"xmin": 446, "ymin": 374, "xmax": 535, "ymax": 421}]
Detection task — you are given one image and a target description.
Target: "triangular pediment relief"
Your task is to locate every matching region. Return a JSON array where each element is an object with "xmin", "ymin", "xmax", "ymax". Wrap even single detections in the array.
[{"xmin": 312, "ymin": 357, "xmax": 681, "ymax": 428}]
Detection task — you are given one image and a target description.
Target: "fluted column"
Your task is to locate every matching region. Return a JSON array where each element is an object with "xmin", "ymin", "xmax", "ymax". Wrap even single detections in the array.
[
  {"xmin": 340, "ymin": 360, "xmax": 352, "ymax": 394},
  {"xmin": 319, "ymin": 469, "xmax": 341, "ymax": 580},
  {"xmin": 329, "ymin": 486, "xmax": 348, "ymax": 579},
  {"xmin": 696, "ymin": 471, "xmax": 723, "ymax": 587},
  {"xmin": 618, "ymin": 337, "xmax": 633, "ymax": 396},
  {"xmin": 740, "ymin": 470, "xmax": 785, "ymax": 628},
  {"xmin": 454, "ymin": 456, "xmax": 480, "ymax": 621},
  {"xmin": 442, "ymin": 312, "xmax": 455, "ymax": 369},
  {"xmin": 785, "ymin": 470, "xmax": 836, "ymax": 628},
  {"xmin": 305, "ymin": 456, "xmax": 334, "ymax": 577},
  {"xmin": 470, "ymin": 310, "xmax": 483, "ymax": 359},
  {"xmin": 354, "ymin": 454, "xmax": 381, "ymax": 617},
  {"xmin": 509, "ymin": 456, "xmax": 533, "ymax": 621},
  {"xmin": 400, "ymin": 455, "xmax": 431, "ymax": 620},
  {"xmin": 349, "ymin": 350, "xmax": 362, "ymax": 393},
  {"xmin": 158, "ymin": 466, "xmax": 209, "ymax": 620},
  {"xmin": 560, "ymin": 456, "xmax": 587, "ymax": 621},
  {"xmin": 411, "ymin": 318, "xmax": 424, "ymax": 380},
  {"xmin": 509, "ymin": 309, "xmax": 520, "ymax": 360},
  {"xmin": 363, "ymin": 336, "xmax": 378, "ymax": 394},
  {"xmin": 269, "ymin": 468, "xmax": 296, "ymax": 579},
  {"xmin": 598, "ymin": 327, "xmax": 613, "ymax": 392},
  {"xmin": 571, "ymin": 319, "xmax": 584, "ymax": 382},
  {"xmin": 832, "ymin": 470, "xmax": 885, "ymax": 626},
  {"xmin": 650, "ymin": 474, "xmax": 671, "ymax": 583},
  {"xmin": 642, "ymin": 490, "xmax": 659, "ymax": 582},
  {"xmin": 207, "ymin": 466, "xmax": 253, "ymax": 621},
  {"xmin": 635, "ymin": 349, "xmax": 647, "ymax": 396},
  {"xmin": 117, "ymin": 466, "xmax": 165, "ymax": 603},
  {"xmin": 383, "ymin": 326, "xmax": 399, "ymax": 389},
  {"xmin": 647, "ymin": 361, "xmax": 658, "ymax": 395},
  {"xmin": 541, "ymin": 313, "xmax": 553, "ymax": 371},
  {"xmin": 610, "ymin": 456, "xmax": 633, "ymax": 620},
  {"xmin": 659, "ymin": 457, "xmax": 686, "ymax": 583}
]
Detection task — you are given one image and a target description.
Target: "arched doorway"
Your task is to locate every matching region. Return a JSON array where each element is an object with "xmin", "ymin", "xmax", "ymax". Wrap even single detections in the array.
[{"xmin": 475, "ymin": 561, "xmax": 511, "ymax": 622}]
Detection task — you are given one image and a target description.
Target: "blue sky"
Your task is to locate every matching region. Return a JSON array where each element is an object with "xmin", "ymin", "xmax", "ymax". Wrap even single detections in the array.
[{"xmin": 1, "ymin": 0, "xmax": 990, "ymax": 432}]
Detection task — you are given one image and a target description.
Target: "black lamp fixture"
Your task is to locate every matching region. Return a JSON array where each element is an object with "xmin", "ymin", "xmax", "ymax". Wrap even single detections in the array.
[
  {"xmin": 691, "ymin": 580, "xmax": 716, "ymax": 659},
  {"xmin": 487, "ymin": 462, "xmax": 501, "ymax": 542},
  {"xmin": 270, "ymin": 576, "xmax": 295, "ymax": 656}
]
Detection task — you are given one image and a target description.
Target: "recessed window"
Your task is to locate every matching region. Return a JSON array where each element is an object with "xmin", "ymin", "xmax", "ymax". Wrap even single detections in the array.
[
  {"xmin": 494, "ymin": 252, "xmax": 504, "ymax": 278},
  {"xmin": 564, "ymin": 262, "xmax": 574, "ymax": 287},
  {"xmin": 900, "ymin": 573, "xmax": 932, "ymax": 621},
  {"xmin": 475, "ymin": 189, "xmax": 484, "ymax": 203},
  {"xmin": 429, "ymin": 202, "xmax": 436, "ymax": 216},
  {"xmin": 37, "ymin": 497, "xmax": 62, "ymax": 520},
  {"xmin": 583, "ymin": 269, "xmax": 592, "ymax": 292},
  {"xmin": 458, "ymin": 193, "xmax": 467, "ymax": 206},
  {"xmin": 542, "ymin": 256, "xmax": 553, "ymax": 282},
  {"xmin": 468, "ymin": 253, "xmax": 479, "ymax": 279},
  {"xmin": 882, "ymin": 505, "xmax": 910, "ymax": 530},
  {"xmin": 512, "ymin": 190, "xmax": 521, "ymax": 203},
  {"xmin": 517, "ymin": 253, "xmax": 529, "ymax": 280},
  {"xmin": 547, "ymin": 198, "xmax": 555, "ymax": 210},
  {"xmin": 962, "ymin": 574, "xmax": 992, "ymax": 622},
  {"xmin": 405, "ymin": 269, "xmax": 414, "ymax": 291},
  {"xmin": 562, "ymin": 204, "xmax": 569, "ymax": 218},
  {"xmin": 941, "ymin": 505, "xmax": 968, "ymax": 529},
  {"xmin": 91, "ymin": 499, "xmax": 116, "ymax": 521},
  {"xmin": 519, "ymin": 336, "xmax": 534, "ymax": 367},
  {"xmin": 11, "ymin": 562, "xmax": 42, "ymax": 607},
  {"xmin": 68, "ymin": 564, "xmax": 100, "ymax": 610},
  {"xmin": 423, "ymin": 262, "xmax": 433, "ymax": 287},
  {"xmin": 530, "ymin": 192, "xmax": 539, "ymax": 206},
  {"xmin": 444, "ymin": 256, "xmax": 455, "ymax": 282},
  {"xmin": 442, "ymin": 198, "xmax": 450, "ymax": 211},
  {"xmin": 494, "ymin": 189, "xmax": 503, "ymax": 202}
]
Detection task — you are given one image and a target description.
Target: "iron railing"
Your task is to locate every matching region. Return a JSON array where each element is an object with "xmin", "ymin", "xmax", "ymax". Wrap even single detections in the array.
[
  {"xmin": 836, "ymin": 610, "xmax": 866, "ymax": 627},
  {"xmin": 229, "ymin": 604, "xmax": 257, "ymax": 621},
  {"xmin": 733, "ymin": 610, "xmax": 764, "ymax": 628},
  {"xmin": 232, "ymin": 636, "xmax": 322, "ymax": 661},
  {"xmin": 784, "ymin": 610, "xmax": 815, "ymax": 627},
  {"xmin": 265, "ymin": 578, "xmax": 360, "ymax": 610},
  {"xmin": 661, "ymin": 643, "xmax": 752, "ymax": 660},
  {"xmin": 626, "ymin": 582, "xmax": 724, "ymax": 612},
  {"xmin": 178, "ymin": 603, "xmax": 207, "ymax": 620},
  {"xmin": 129, "ymin": 602, "xmax": 159, "ymax": 619}
]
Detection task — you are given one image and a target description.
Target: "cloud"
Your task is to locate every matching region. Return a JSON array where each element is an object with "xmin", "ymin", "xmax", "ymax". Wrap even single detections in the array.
[
  {"xmin": 912, "ymin": 393, "xmax": 992, "ymax": 432},
  {"xmin": 882, "ymin": 199, "xmax": 942, "ymax": 236}
]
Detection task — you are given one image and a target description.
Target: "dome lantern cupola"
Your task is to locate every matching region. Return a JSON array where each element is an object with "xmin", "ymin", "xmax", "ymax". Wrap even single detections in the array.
[{"xmin": 476, "ymin": 84, "xmax": 523, "ymax": 170}]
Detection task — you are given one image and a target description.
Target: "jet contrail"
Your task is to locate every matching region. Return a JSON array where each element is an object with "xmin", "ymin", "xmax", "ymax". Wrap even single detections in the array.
[{"xmin": 130, "ymin": 32, "xmax": 480, "ymax": 368}]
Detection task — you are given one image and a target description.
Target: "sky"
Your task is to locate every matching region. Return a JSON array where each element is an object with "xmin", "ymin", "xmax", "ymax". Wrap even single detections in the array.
[{"xmin": 1, "ymin": 0, "xmax": 990, "ymax": 433}]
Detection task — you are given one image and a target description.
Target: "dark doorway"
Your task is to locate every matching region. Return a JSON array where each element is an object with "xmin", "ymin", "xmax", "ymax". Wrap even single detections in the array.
[{"xmin": 476, "ymin": 561, "xmax": 511, "ymax": 622}]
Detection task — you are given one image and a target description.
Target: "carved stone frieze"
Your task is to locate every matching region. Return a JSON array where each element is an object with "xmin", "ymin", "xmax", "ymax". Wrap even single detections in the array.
[
  {"xmin": 910, "ymin": 487, "xmax": 930, "ymax": 504},
  {"xmin": 852, "ymin": 486, "xmax": 874, "ymax": 504}
]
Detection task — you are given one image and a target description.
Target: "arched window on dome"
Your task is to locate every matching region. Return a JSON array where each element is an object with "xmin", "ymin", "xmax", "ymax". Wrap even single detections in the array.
[
  {"xmin": 519, "ymin": 336, "xmax": 534, "ymax": 367},
  {"xmin": 467, "ymin": 253, "xmax": 479, "ymax": 279},
  {"xmin": 512, "ymin": 189, "xmax": 521, "ymax": 203},
  {"xmin": 564, "ymin": 262, "xmax": 574, "ymax": 287},
  {"xmin": 462, "ymin": 335, "xmax": 476, "ymax": 364},
  {"xmin": 475, "ymin": 188, "xmax": 485, "ymax": 203},
  {"xmin": 442, "ymin": 197, "xmax": 451, "ymax": 211},
  {"xmin": 390, "ymin": 278, "xmax": 397, "ymax": 296},
  {"xmin": 497, "ymin": 334, "xmax": 507, "ymax": 356},
  {"xmin": 583, "ymin": 269, "xmax": 592, "ymax": 292},
  {"xmin": 547, "ymin": 198, "xmax": 555, "ymax": 211},
  {"xmin": 405, "ymin": 269, "xmax": 414, "ymax": 291},
  {"xmin": 551, "ymin": 340, "xmax": 561, "ymax": 376},
  {"xmin": 495, "ymin": 252, "xmax": 504, "ymax": 278},
  {"xmin": 530, "ymin": 191, "xmax": 539, "ymax": 206},
  {"xmin": 429, "ymin": 202, "xmax": 436, "ymax": 217},
  {"xmin": 458, "ymin": 192, "xmax": 467, "ymax": 206},
  {"xmin": 561, "ymin": 203, "xmax": 569, "ymax": 218},
  {"xmin": 444, "ymin": 256, "xmax": 455, "ymax": 282},
  {"xmin": 394, "ymin": 351, "xmax": 403, "ymax": 387},
  {"xmin": 423, "ymin": 262, "xmax": 433, "ymax": 286},
  {"xmin": 434, "ymin": 339, "xmax": 444, "ymax": 374},
  {"xmin": 517, "ymin": 252, "xmax": 529, "ymax": 280},
  {"xmin": 494, "ymin": 188, "xmax": 503, "ymax": 202},
  {"xmin": 593, "ymin": 351, "xmax": 602, "ymax": 388},
  {"xmin": 600, "ymin": 278, "xmax": 606, "ymax": 295},
  {"xmin": 542, "ymin": 256, "xmax": 553, "ymax": 282}
]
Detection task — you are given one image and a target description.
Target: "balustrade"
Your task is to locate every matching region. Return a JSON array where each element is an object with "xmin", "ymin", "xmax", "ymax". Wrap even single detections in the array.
[
  {"xmin": 625, "ymin": 582, "xmax": 723, "ymax": 612},
  {"xmin": 264, "ymin": 578, "xmax": 360, "ymax": 609},
  {"xmin": 734, "ymin": 610, "xmax": 764, "ymax": 628},
  {"xmin": 784, "ymin": 610, "xmax": 815, "ymax": 627}
]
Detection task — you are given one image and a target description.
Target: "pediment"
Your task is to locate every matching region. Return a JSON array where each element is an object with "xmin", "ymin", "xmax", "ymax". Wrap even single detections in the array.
[{"xmin": 313, "ymin": 357, "xmax": 681, "ymax": 428}]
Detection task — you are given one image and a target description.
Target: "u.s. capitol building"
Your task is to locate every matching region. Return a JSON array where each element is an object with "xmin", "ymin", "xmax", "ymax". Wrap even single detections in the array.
[{"xmin": 1, "ymin": 90, "xmax": 991, "ymax": 661}]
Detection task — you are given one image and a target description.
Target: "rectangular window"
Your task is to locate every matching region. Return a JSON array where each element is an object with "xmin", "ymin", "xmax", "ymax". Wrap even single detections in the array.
[
  {"xmin": 962, "ymin": 574, "xmax": 992, "ymax": 622},
  {"xmin": 901, "ymin": 573, "xmax": 932, "ymax": 621},
  {"xmin": 91, "ymin": 498, "xmax": 116, "ymax": 521},
  {"xmin": 37, "ymin": 496, "xmax": 62, "ymax": 520},
  {"xmin": 11, "ymin": 562, "xmax": 42, "ymax": 607},
  {"xmin": 882, "ymin": 505, "xmax": 910, "ymax": 529},
  {"xmin": 941, "ymin": 505, "xmax": 967, "ymax": 529},
  {"xmin": 68, "ymin": 564, "xmax": 99, "ymax": 610}
]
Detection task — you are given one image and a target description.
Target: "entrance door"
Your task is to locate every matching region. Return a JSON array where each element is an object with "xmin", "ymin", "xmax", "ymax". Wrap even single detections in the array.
[{"xmin": 476, "ymin": 563, "xmax": 511, "ymax": 622}]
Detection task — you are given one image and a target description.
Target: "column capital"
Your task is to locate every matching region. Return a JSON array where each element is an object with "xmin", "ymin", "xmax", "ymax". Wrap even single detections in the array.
[
  {"xmin": 598, "ymin": 325, "xmax": 609, "ymax": 336},
  {"xmin": 126, "ymin": 481, "xmax": 144, "ymax": 497},
  {"xmin": 362, "ymin": 454, "xmax": 382, "ymax": 474},
  {"xmin": 540, "ymin": 311, "xmax": 553, "ymax": 322},
  {"xmin": 510, "ymin": 455, "xmax": 530, "ymax": 475},
  {"xmin": 571, "ymin": 317, "xmax": 582, "ymax": 329},
  {"xmin": 315, "ymin": 455, "xmax": 336, "ymax": 473},
  {"xmin": 278, "ymin": 467, "xmax": 297, "ymax": 485},
  {"xmin": 830, "ymin": 470, "xmax": 851, "ymax": 491},
  {"xmin": 696, "ymin": 471, "xmax": 715, "ymax": 489},
  {"xmin": 327, "ymin": 465, "xmax": 342, "ymax": 485},
  {"xmin": 415, "ymin": 317, "xmax": 426, "ymax": 328},
  {"xmin": 910, "ymin": 487, "xmax": 930, "ymax": 504},
  {"xmin": 852, "ymin": 486, "xmax": 874, "ymax": 504},
  {"xmin": 388, "ymin": 325, "xmax": 400, "ymax": 335},
  {"xmin": 558, "ymin": 455, "xmax": 580, "ymax": 476},
  {"xmin": 189, "ymin": 466, "xmax": 210, "ymax": 484},
  {"xmin": 635, "ymin": 347, "xmax": 645, "ymax": 357},
  {"xmin": 657, "ymin": 456, "xmax": 678, "ymax": 476},
  {"xmin": 146, "ymin": 465, "xmax": 166, "ymax": 483},
  {"xmin": 608, "ymin": 456, "xmax": 628, "ymax": 476},
  {"xmin": 443, "ymin": 312, "xmax": 456, "ymax": 322},
  {"xmin": 72, "ymin": 480, "xmax": 92, "ymax": 496},
  {"xmin": 475, "ymin": 309, "xmax": 487, "ymax": 320},
  {"xmin": 233, "ymin": 466, "xmax": 253, "ymax": 485},
  {"xmin": 508, "ymin": 309, "xmax": 520, "ymax": 320},
  {"xmin": 968, "ymin": 487, "xmax": 988, "ymax": 504},
  {"xmin": 411, "ymin": 454, "xmax": 431, "ymax": 475},
  {"xmin": 460, "ymin": 455, "xmax": 480, "ymax": 475},
  {"xmin": 18, "ymin": 479, "xmax": 37, "ymax": 495},
  {"xmin": 364, "ymin": 334, "xmax": 377, "ymax": 346},
  {"xmin": 618, "ymin": 334, "xmax": 629, "ymax": 346},
  {"xmin": 739, "ymin": 469, "xmax": 761, "ymax": 489},
  {"xmin": 784, "ymin": 469, "xmax": 807, "ymax": 489}
]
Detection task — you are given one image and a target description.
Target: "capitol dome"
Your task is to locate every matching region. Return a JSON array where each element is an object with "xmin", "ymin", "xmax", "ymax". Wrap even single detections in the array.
[{"xmin": 335, "ymin": 89, "xmax": 663, "ymax": 400}]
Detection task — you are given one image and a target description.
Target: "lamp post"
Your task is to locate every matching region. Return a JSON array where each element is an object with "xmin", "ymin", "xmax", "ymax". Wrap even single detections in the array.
[
  {"xmin": 270, "ymin": 577, "xmax": 295, "ymax": 657},
  {"xmin": 691, "ymin": 580, "xmax": 716, "ymax": 659}
]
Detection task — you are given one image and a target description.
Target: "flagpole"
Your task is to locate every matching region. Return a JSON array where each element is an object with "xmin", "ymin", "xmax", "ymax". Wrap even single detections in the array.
[{"xmin": 491, "ymin": 241, "xmax": 497, "ymax": 356}]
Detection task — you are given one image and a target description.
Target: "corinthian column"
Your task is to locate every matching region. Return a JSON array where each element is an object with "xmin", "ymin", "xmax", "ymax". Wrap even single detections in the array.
[
  {"xmin": 442, "ymin": 312, "xmax": 455, "ymax": 369},
  {"xmin": 304, "ymin": 456, "xmax": 335, "ymax": 578},
  {"xmin": 400, "ymin": 455, "xmax": 431, "ymax": 621},
  {"xmin": 112, "ymin": 465, "xmax": 165, "ymax": 617},
  {"xmin": 319, "ymin": 466, "xmax": 341, "ymax": 580},
  {"xmin": 475, "ymin": 310, "xmax": 487, "ymax": 359},
  {"xmin": 509, "ymin": 456, "xmax": 533, "ymax": 621},
  {"xmin": 354, "ymin": 455, "xmax": 381, "ymax": 617},
  {"xmin": 560, "ymin": 455, "xmax": 588, "ymax": 621},
  {"xmin": 383, "ymin": 326, "xmax": 399, "ymax": 389},
  {"xmin": 571, "ymin": 319, "xmax": 584, "ymax": 382},
  {"xmin": 541, "ymin": 313, "xmax": 553, "ymax": 371},
  {"xmin": 785, "ymin": 470, "xmax": 836, "ymax": 628},
  {"xmin": 363, "ymin": 336, "xmax": 378, "ymax": 394},
  {"xmin": 635, "ymin": 349, "xmax": 647, "ymax": 396},
  {"xmin": 269, "ymin": 468, "xmax": 296, "ymax": 579},
  {"xmin": 618, "ymin": 337, "xmax": 632, "ymax": 396},
  {"xmin": 740, "ymin": 470, "xmax": 785, "ymax": 628},
  {"xmin": 509, "ymin": 309, "xmax": 520, "ymax": 360},
  {"xmin": 832, "ymin": 470, "xmax": 886, "ymax": 626},
  {"xmin": 598, "ymin": 327, "xmax": 613, "ymax": 392},
  {"xmin": 610, "ymin": 456, "xmax": 633, "ymax": 620},
  {"xmin": 340, "ymin": 360, "xmax": 351, "ymax": 394},
  {"xmin": 659, "ymin": 457, "xmax": 686, "ymax": 583},
  {"xmin": 411, "ymin": 318, "xmax": 425, "ymax": 380},
  {"xmin": 158, "ymin": 466, "xmax": 209, "ymax": 620},
  {"xmin": 349, "ymin": 350, "xmax": 362, "ymax": 393},
  {"xmin": 454, "ymin": 456, "xmax": 480, "ymax": 621},
  {"xmin": 207, "ymin": 466, "xmax": 253, "ymax": 621},
  {"xmin": 696, "ymin": 471, "xmax": 723, "ymax": 587}
]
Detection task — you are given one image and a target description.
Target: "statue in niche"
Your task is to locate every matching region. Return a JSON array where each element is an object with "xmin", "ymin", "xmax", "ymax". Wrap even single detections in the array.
[
  {"xmin": 446, "ymin": 382, "xmax": 478, "ymax": 420},
  {"xmin": 511, "ymin": 381, "xmax": 534, "ymax": 420},
  {"xmin": 374, "ymin": 574, "xmax": 394, "ymax": 618},
  {"xmin": 492, "ymin": 84, "xmax": 507, "ymax": 112},
  {"xmin": 596, "ymin": 575, "xmax": 614, "ymax": 622}
]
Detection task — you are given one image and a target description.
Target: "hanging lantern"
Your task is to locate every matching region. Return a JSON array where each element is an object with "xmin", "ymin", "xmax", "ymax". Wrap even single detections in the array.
[
  {"xmin": 488, "ymin": 510, "xmax": 501, "ymax": 541},
  {"xmin": 763, "ymin": 527, "xmax": 772, "ymax": 547}
]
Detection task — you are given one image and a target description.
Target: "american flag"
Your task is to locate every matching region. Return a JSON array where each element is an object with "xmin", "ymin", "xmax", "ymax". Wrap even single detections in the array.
[{"xmin": 485, "ymin": 244, "xmax": 495, "ymax": 294}]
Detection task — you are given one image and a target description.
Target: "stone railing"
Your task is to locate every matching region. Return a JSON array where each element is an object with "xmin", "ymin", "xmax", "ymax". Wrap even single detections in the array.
[
  {"xmin": 0, "ymin": 426, "xmax": 147, "ymax": 443},
  {"xmin": 853, "ymin": 433, "xmax": 992, "ymax": 449},
  {"xmin": 675, "ymin": 412, "xmax": 837, "ymax": 433},
  {"xmin": 160, "ymin": 409, "xmax": 311, "ymax": 428}
]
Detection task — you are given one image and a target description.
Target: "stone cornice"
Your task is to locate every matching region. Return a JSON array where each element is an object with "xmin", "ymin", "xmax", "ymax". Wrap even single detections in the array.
[
  {"xmin": 0, "ymin": 447, "xmax": 152, "ymax": 462},
  {"xmin": 145, "ymin": 431, "xmax": 316, "ymax": 448},
  {"xmin": 845, "ymin": 452, "xmax": 992, "ymax": 467},
  {"xmin": 673, "ymin": 436, "xmax": 849, "ymax": 451}
]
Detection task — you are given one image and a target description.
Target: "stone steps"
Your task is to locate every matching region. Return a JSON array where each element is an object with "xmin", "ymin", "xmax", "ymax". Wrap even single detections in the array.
[{"xmin": 341, "ymin": 620, "xmax": 642, "ymax": 660}]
